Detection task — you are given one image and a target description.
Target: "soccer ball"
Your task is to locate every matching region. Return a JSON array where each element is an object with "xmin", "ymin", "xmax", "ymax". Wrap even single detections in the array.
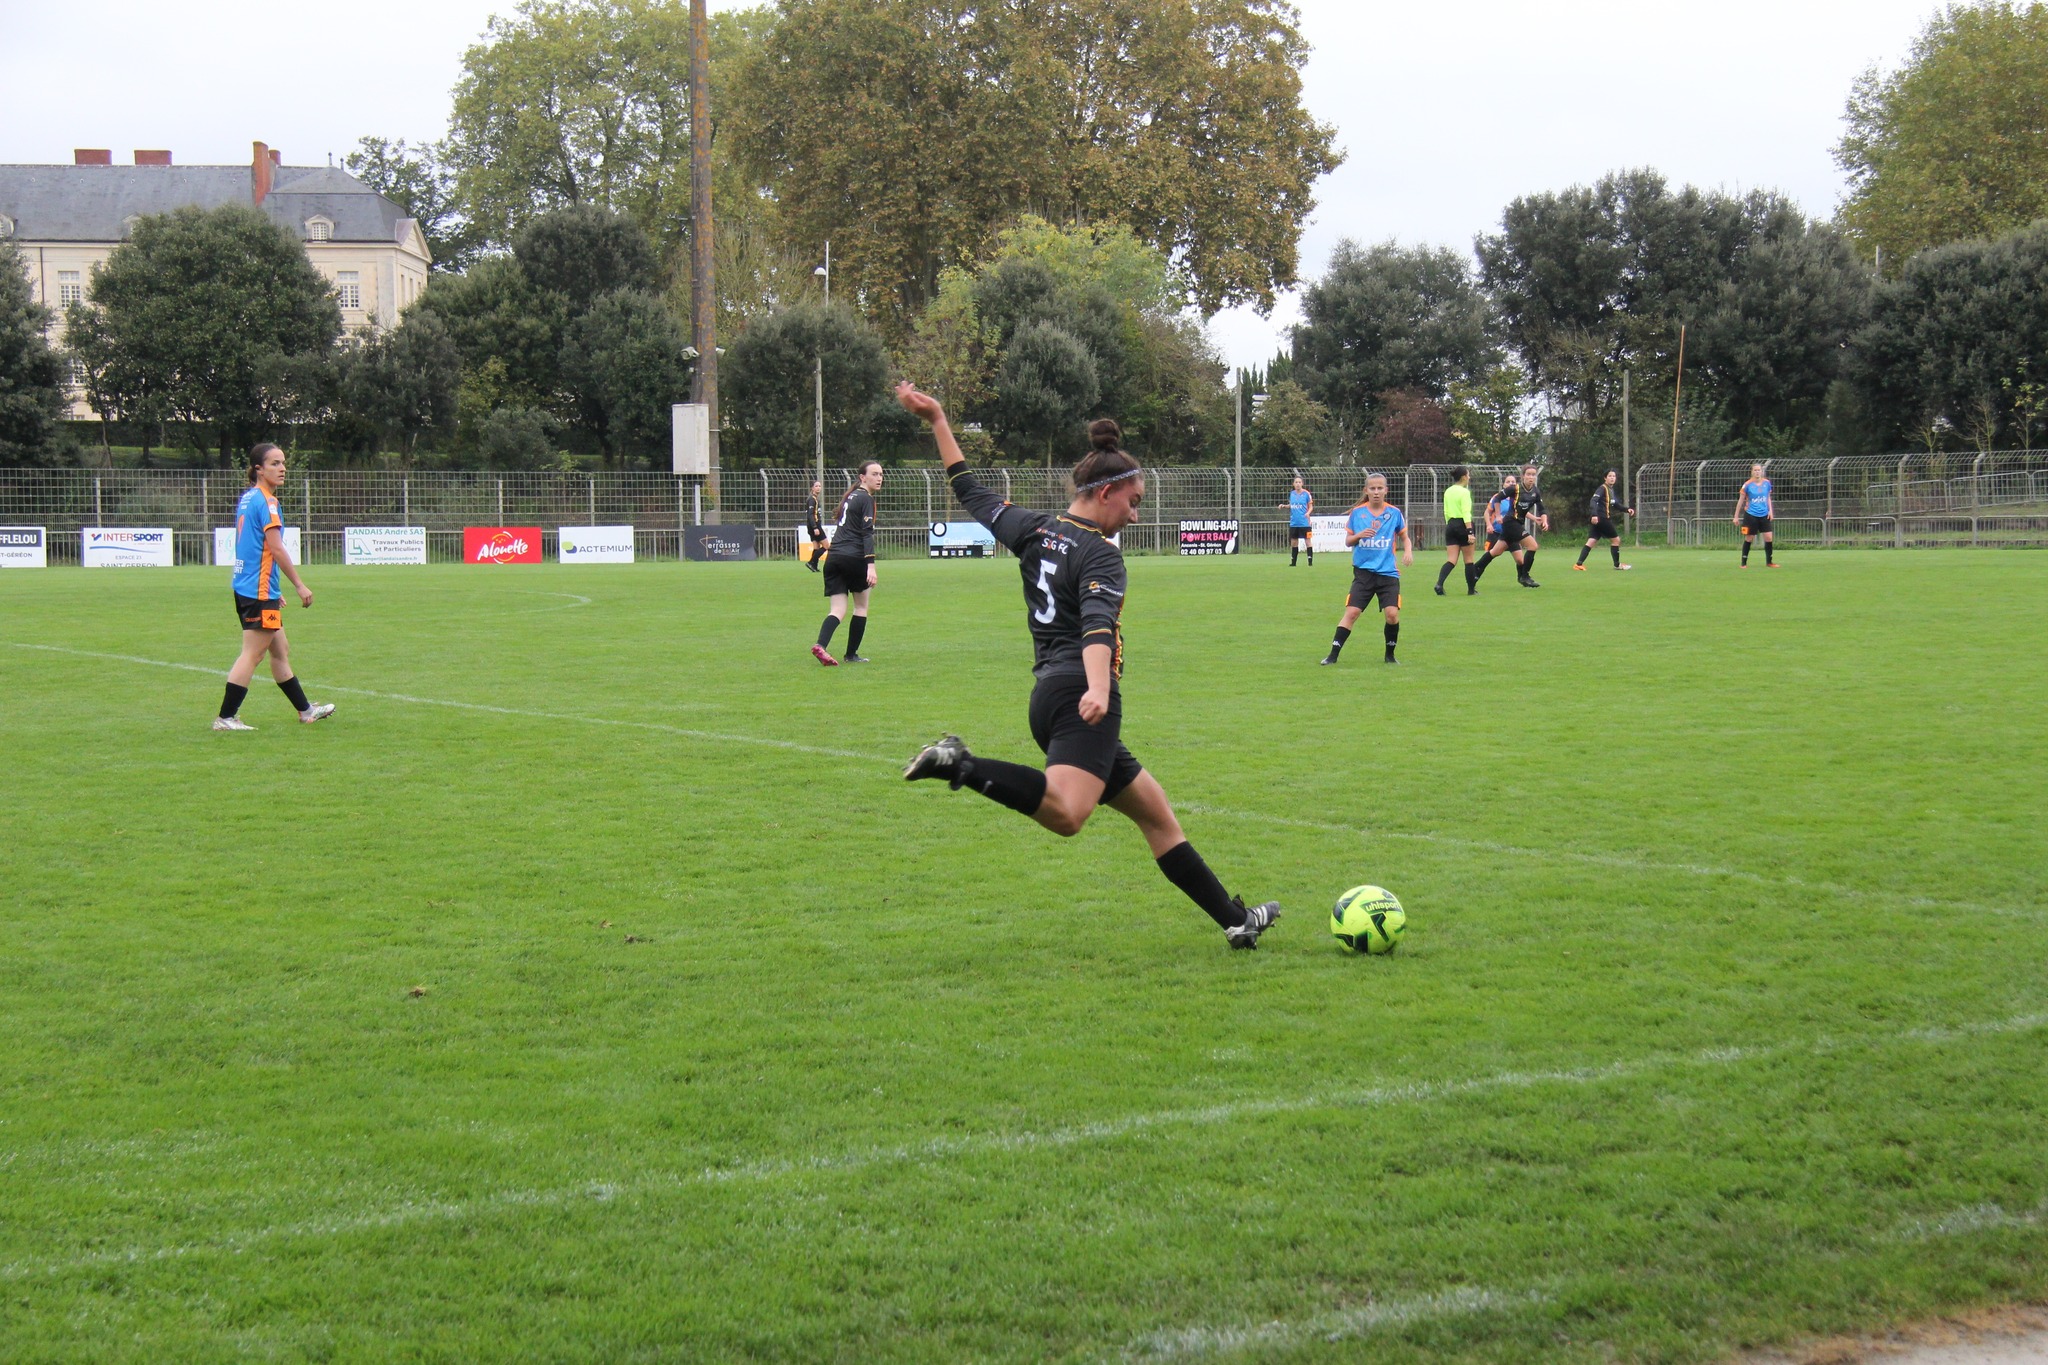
[{"xmin": 1331, "ymin": 885, "xmax": 1405, "ymax": 955}]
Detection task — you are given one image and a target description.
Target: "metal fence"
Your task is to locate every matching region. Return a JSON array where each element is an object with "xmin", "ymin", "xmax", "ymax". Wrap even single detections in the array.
[
  {"xmin": 1634, "ymin": 452, "xmax": 2048, "ymax": 548},
  {"xmin": 7, "ymin": 454, "xmax": 2046, "ymax": 564}
]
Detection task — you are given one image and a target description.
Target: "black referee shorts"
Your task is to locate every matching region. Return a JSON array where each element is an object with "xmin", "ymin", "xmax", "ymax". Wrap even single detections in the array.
[
  {"xmin": 1444, "ymin": 518, "xmax": 1473, "ymax": 546},
  {"xmin": 1028, "ymin": 673, "xmax": 1142, "ymax": 802}
]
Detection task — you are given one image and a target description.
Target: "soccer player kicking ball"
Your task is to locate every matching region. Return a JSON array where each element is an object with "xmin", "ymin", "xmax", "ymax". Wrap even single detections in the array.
[
  {"xmin": 1434, "ymin": 465, "xmax": 1476, "ymax": 595},
  {"xmin": 1575, "ymin": 470, "xmax": 1633, "ymax": 571},
  {"xmin": 1321, "ymin": 474, "xmax": 1412, "ymax": 666},
  {"xmin": 1735, "ymin": 463, "xmax": 1777, "ymax": 567},
  {"xmin": 1287, "ymin": 477, "xmax": 1314, "ymax": 566},
  {"xmin": 213, "ymin": 444, "xmax": 334, "ymax": 731},
  {"xmin": 895, "ymin": 383, "xmax": 1281, "ymax": 950}
]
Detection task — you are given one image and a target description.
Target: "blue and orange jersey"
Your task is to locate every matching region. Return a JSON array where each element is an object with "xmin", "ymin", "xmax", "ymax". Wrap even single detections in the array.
[
  {"xmin": 1348, "ymin": 503, "xmax": 1405, "ymax": 575},
  {"xmin": 1288, "ymin": 489, "xmax": 1313, "ymax": 526},
  {"xmin": 231, "ymin": 485, "xmax": 282, "ymax": 598},
  {"xmin": 1743, "ymin": 479, "xmax": 1773, "ymax": 516}
]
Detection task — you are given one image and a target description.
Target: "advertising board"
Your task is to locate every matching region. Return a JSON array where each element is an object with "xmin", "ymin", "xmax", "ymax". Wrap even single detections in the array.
[
  {"xmin": 1311, "ymin": 514, "xmax": 1350, "ymax": 554},
  {"xmin": 82, "ymin": 528, "xmax": 175, "ymax": 568},
  {"xmin": 683, "ymin": 525, "xmax": 757, "ymax": 561},
  {"xmin": 0, "ymin": 526, "xmax": 47, "ymax": 569},
  {"xmin": 1177, "ymin": 519, "xmax": 1240, "ymax": 555},
  {"xmin": 559, "ymin": 525, "xmax": 636, "ymax": 564},
  {"xmin": 344, "ymin": 527, "xmax": 428, "ymax": 565},
  {"xmin": 214, "ymin": 526, "xmax": 303, "ymax": 568},
  {"xmin": 928, "ymin": 520, "xmax": 997, "ymax": 558},
  {"xmin": 463, "ymin": 527, "xmax": 543, "ymax": 564}
]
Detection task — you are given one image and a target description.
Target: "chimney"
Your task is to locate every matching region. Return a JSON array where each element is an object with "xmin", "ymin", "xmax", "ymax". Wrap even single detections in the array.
[
  {"xmin": 74, "ymin": 149, "xmax": 112, "ymax": 166},
  {"xmin": 134, "ymin": 149, "xmax": 171, "ymax": 166},
  {"xmin": 252, "ymin": 141, "xmax": 273, "ymax": 205},
  {"xmin": 270, "ymin": 148, "xmax": 281, "ymax": 166}
]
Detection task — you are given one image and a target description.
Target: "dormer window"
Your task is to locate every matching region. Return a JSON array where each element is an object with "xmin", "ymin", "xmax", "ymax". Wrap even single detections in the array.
[
  {"xmin": 0, "ymin": 215, "xmax": 15, "ymax": 238},
  {"xmin": 307, "ymin": 217, "xmax": 333, "ymax": 242}
]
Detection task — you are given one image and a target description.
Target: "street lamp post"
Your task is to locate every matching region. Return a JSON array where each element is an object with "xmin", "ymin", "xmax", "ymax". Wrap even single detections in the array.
[{"xmin": 814, "ymin": 241, "xmax": 830, "ymax": 496}]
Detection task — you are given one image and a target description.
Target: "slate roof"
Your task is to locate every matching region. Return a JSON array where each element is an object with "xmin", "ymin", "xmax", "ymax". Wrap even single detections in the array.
[{"xmin": 0, "ymin": 163, "xmax": 422, "ymax": 251}]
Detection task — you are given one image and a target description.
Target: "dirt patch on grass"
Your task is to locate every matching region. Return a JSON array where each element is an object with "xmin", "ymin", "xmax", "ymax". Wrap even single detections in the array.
[{"xmin": 1739, "ymin": 1304, "xmax": 2048, "ymax": 1364}]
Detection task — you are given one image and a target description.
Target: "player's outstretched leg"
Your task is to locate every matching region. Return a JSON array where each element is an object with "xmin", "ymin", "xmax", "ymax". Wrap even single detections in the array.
[{"xmin": 1107, "ymin": 771, "xmax": 1279, "ymax": 949}]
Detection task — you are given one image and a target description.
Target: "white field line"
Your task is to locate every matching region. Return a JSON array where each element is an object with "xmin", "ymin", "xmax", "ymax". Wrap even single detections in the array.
[
  {"xmin": 1894, "ymin": 1198, "xmax": 2048, "ymax": 1241},
  {"xmin": 3, "ymin": 1011, "xmax": 2040, "ymax": 1284},
  {"xmin": 1123, "ymin": 1285, "xmax": 1551, "ymax": 1362},
  {"xmin": 7, "ymin": 642, "xmax": 2035, "ymax": 921}
]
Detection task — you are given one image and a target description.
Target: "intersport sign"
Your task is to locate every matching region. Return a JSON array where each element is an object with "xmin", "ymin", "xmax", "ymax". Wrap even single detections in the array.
[
  {"xmin": 559, "ymin": 525, "xmax": 635, "ymax": 564},
  {"xmin": 0, "ymin": 526, "xmax": 47, "ymax": 569},
  {"xmin": 464, "ymin": 527, "xmax": 543, "ymax": 564},
  {"xmin": 82, "ymin": 528, "xmax": 175, "ymax": 567}
]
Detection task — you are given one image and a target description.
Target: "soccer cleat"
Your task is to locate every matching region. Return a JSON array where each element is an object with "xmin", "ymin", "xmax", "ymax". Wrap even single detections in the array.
[
  {"xmin": 1225, "ymin": 898, "xmax": 1281, "ymax": 950},
  {"xmin": 903, "ymin": 733, "xmax": 970, "ymax": 784},
  {"xmin": 844, "ymin": 653, "xmax": 871, "ymax": 663},
  {"xmin": 298, "ymin": 703, "xmax": 336, "ymax": 724},
  {"xmin": 1617, "ymin": 564, "xmax": 1633, "ymax": 571},
  {"xmin": 1768, "ymin": 562, "xmax": 1780, "ymax": 568},
  {"xmin": 1466, "ymin": 584, "xmax": 1478, "ymax": 595},
  {"xmin": 1572, "ymin": 563, "xmax": 1587, "ymax": 571},
  {"xmin": 811, "ymin": 644, "xmax": 840, "ymax": 666},
  {"xmin": 1318, "ymin": 654, "xmax": 1339, "ymax": 666},
  {"xmin": 1519, "ymin": 577, "xmax": 1541, "ymax": 588},
  {"xmin": 1433, "ymin": 582, "xmax": 1446, "ymax": 596},
  {"xmin": 1383, "ymin": 656, "xmax": 1400, "ymax": 665},
  {"xmin": 211, "ymin": 716, "xmax": 255, "ymax": 731}
]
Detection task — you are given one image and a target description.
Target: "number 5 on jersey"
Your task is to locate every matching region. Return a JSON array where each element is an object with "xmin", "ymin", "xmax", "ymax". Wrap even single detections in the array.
[{"xmin": 1032, "ymin": 558, "xmax": 1059, "ymax": 623}]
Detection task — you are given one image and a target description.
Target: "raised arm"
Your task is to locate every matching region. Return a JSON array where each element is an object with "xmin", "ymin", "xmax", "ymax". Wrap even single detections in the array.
[
  {"xmin": 896, "ymin": 382, "xmax": 965, "ymax": 471},
  {"xmin": 898, "ymin": 381, "xmax": 1027, "ymax": 545}
]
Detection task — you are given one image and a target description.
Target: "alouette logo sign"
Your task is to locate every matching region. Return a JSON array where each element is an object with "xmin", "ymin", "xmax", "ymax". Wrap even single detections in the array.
[{"xmin": 463, "ymin": 527, "xmax": 543, "ymax": 565}]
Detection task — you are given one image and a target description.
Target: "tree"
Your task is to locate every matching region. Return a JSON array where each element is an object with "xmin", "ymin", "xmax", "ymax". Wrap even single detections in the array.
[
  {"xmin": 1247, "ymin": 378, "xmax": 1328, "ymax": 466},
  {"xmin": 1291, "ymin": 241, "xmax": 1496, "ymax": 429},
  {"xmin": 1367, "ymin": 389, "xmax": 1457, "ymax": 466},
  {"xmin": 512, "ymin": 205, "xmax": 663, "ymax": 315},
  {"xmin": 445, "ymin": 0, "xmax": 696, "ymax": 257},
  {"xmin": 989, "ymin": 321, "xmax": 1101, "ymax": 462},
  {"xmin": 721, "ymin": 302, "xmax": 909, "ymax": 467},
  {"xmin": 726, "ymin": 0, "xmax": 1341, "ymax": 328},
  {"xmin": 561, "ymin": 289, "xmax": 696, "ymax": 464},
  {"xmin": 1852, "ymin": 219, "xmax": 2048, "ymax": 448},
  {"xmin": 64, "ymin": 206, "xmax": 341, "ymax": 464},
  {"xmin": 1837, "ymin": 2, "xmax": 2048, "ymax": 269},
  {"xmin": 415, "ymin": 256, "xmax": 570, "ymax": 417},
  {"xmin": 0, "ymin": 240, "xmax": 68, "ymax": 465},
  {"xmin": 340, "ymin": 311, "xmax": 462, "ymax": 458},
  {"xmin": 344, "ymin": 137, "xmax": 483, "ymax": 272}
]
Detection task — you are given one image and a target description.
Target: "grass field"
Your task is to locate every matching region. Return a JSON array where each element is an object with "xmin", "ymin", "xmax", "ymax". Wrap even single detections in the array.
[{"xmin": 2, "ymin": 547, "xmax": 2045, "ymax": 1364}]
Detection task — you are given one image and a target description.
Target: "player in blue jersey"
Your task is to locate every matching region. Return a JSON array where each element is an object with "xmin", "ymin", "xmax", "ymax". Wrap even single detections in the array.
[
  {"xmin": 214, "ymin": 444, "xmax": 333, "ymax": 730},
  {"xmin": 1735, "ymin": 463, "xmax": 1776, "ymax": 567},
  {"xmin": 1320, "ymin": 473, "xmax": 1413, "ymax": 666},
  {"xmin": 1286, "ymin": 477, "xmax": 1315, "ymax": 566}
]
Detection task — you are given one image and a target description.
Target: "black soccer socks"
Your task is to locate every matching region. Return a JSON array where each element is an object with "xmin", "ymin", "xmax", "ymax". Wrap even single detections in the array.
[
  {"xmin": 1521, "ymin": 549, "xmax": 1537, "ymax": 580},
  {"xmin": 846, "ymin": 615, "xmax": 867, "ymax": 657},
  {"xmin": 1470, "ymin": 553, "xmax": 1493, "ymax": 582},
  {"xmin": 219, "ymin": 682, "xmax": 248, "ymax": 719},
  {"xmin": 1576, "ymin": 545, "xmax": 1592, "ymax": 566},
  {"xmin": 1384, "ymin": 621, "xmax": 1399, "ymax": 658},
  {"xmin": 960, "ymin": 755, "xmax": 1047, "ymax": 817},
  {"xmin": 1325, "ymin": 625, "xmax": 1351, "ymax": 662},
  {"xmin": 277, "ymin": 675, "xmax": 311, "ymax": 713},
  {"xmin": 1741, "ymin": 541, "xmax": 1752, "ymax": 564},
  {"xmin": 1764, "ymin": 540, "xmax": 1775, "ymax": 565},
  {"xmin": 817, "ymin": 614, "xmax": 841, "ymax": 649},
  {"xmin": 1436, "ymin": 562, "xmax": 1456, "ymax": 591},
  {"xmin": 1611, "ymin": 544, "xmax": 1622, "ymax": 567},
  {"xmin": 1289, "ymin": 546, "xmax": 1299, "ymax": 566},
  {"xmin": 1156, "ymin": 840, "xmax": 1247, "ymax": 929}
]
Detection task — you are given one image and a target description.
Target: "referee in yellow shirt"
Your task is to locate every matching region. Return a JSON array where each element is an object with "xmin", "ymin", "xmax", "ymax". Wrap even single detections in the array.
[{"xmin": 1434, "ymin": 467, "xmax": 1476, "ymax": 595}]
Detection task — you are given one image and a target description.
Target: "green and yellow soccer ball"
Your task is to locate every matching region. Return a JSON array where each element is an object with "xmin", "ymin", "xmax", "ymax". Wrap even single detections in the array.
[{"xmin": 1331, "ymin": 885, "xmax": 1405, "ymax": 955}]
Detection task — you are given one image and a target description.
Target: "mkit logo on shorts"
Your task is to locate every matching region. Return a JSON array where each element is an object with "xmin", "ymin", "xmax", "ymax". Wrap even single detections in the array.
[{"xmin": 463, "ymin": 527, "xmax": 543, "ymax": 564}]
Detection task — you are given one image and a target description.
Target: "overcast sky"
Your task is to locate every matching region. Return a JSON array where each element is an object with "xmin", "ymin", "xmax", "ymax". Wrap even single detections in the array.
[{"xmin": 2, "ymin": 0, "xmax": 1938, "ymax": 371}]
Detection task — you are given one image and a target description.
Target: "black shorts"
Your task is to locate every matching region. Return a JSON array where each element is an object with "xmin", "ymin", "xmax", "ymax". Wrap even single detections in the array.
[
  {"xmin": 1028, "ymin": 673, "xmax": 1142, "ymax": 802},
  {"xmin": 1347, "ymin": 568, "xmax": 1401, "ymax": 612},
  {"xmin": 1491, "ymin": 521, "xmax": 1525, "ymax": 547},
  {"xmin": 1289, "ymin": 525, "xmax": 1310, "ymax": 541},
  {"xmin": 1589, "ymin": 518, "xmax": 1618, "ymax": 541},
  {"xmin": 1444, "ymin": 518, "xmax": 1472, "ymax": 546},
  {"xmin": 1741, "ymin": 512, "xmax": 1773, "ymax": 535},
  {"xmin": 235, "ymin": 594, "xmax": 283, "ymax": 632},
  {"xmin": 821, "ymin": 555, "xmax": 871, "ymax": 597}
]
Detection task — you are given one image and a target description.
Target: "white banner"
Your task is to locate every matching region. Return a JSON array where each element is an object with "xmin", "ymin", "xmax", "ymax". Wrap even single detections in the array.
[
  {"xmin": 1311, "ymin": 514, "xmax": 1350, "ymax": 553},
  {"xmin": 0, "ymin": 526, "xmax": 47, "ymax": 569},
  {"xmin": 345, "ymin": 527, "xmax": 427, "ymax": 565},
  {"xmin": 559, "ymin": 524, "xmax": 635, "ymax": 564},
  {"xmin": 214, "ymin": 526, "xmax": 302, "ymax": 570},
  {"xmin": 82, "ymin": 527, "xmax": 175, "ymax": 568}
]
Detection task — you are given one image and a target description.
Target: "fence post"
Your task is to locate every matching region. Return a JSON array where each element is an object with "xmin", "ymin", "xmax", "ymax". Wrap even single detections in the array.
[
  {"xmin": 1694, "ymin": 460, "xmax": 1707, "ymax": 546},
  {"xmin": 760, "ymin": 468, "xmax": 770, "ymax": 529},
  {"xmin": 589, "ymin": 475, "xmax": 596, "ymax": 526},
  {"xmin": 922, "ymin": 468, "xmax": 932, "ymax": 528},
  {"xmin": 1971, "ymin": 453, "xmax": 1984, "ymax": 515},
  {"xmin": 677, "ymin": 478, "xmax": 685, "ymax": 542},
  {"xmin": 94, "ymin": 476, "xmax": 102, "ymax": 527},
  {"xmin": 200, "ymin": 474, "xmax": 208, "ymax": 526},
  {"xmin": 305, "ymin": 474, "xmax": 312, "ymax": 532},
  {"xmin": 496, "ymin": 479, "xmax": 504, "ymax": 525},
  {"xmin": 403, "ymin": 475, "xmax": 410, "ymax": 527}
]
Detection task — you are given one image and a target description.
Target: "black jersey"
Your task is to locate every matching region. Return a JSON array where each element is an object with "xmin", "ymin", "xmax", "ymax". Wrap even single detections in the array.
[
  {"xmin": 1514, "ymin": 485, "xmax": 1547, "ymax": 523},
  {"xmin": 947, "ymin": 465, "xmax": 1127, "ymax": 680},
  {"xmin": 1589, "ymin": 485, "xmax": 1623, "ymax": 520},
  {"xmin": 1487, "ymin": 489, "xmax": 1518, "ymax": 527},
  {"xmin": 831, "ymin": 488, "xmax": 876, "ymax": 561},
  {"xmin": 805, "ymin": 494, "xmax": 825, "ymax": 540}
]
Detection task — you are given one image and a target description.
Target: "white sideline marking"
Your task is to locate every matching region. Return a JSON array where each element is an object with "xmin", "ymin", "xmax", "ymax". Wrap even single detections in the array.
[
  {"xmin": 1125, "ymin": 1285, "xmax": 1548, "ymax": 1361},
  {"xmin": 6, "ymin": 644, "xmax": 2038, "ymax": 919},
  {"xmin": 1894, "ymin": 1199, "xmax": 2048, "ymax": 1241},
  {"xmin": 2, "ymin": 1011, "xmax": 2039, "ymax": 1283}
]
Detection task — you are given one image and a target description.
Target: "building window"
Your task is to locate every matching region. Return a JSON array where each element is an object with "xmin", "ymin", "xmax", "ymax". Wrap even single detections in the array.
[
  {"xmin": 58, "ymin": 271, "xmax": 84, "ymax": 306},
  {"xmin": 335, "ymin": 270, "xmax": 361, "ymax": 311},
  {"xmin": 67, "ymin": 360, "xmax": 86, "ymax": 390},
  {"xmin": 307, "ymin": 218, "xmax": 332, "ymax": 242}
]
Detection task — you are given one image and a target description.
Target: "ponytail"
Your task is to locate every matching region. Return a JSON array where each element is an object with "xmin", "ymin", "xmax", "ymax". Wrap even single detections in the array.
[
  {"xmin": 837, "ymin": 460, "xmax": 882, "ymax": 519},
  {"xmin": 1072, "ymin": 418, "xmax": 1141, "ymax": 494},
  {"xmin": 246, "ymin": 442, "xmax": 280, "ymax": 485}
]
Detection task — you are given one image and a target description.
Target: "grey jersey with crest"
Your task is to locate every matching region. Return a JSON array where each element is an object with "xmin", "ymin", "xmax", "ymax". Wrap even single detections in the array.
[{"xmin": 946, "ymin": 466, "xmax": 1127, "ymax": 680}]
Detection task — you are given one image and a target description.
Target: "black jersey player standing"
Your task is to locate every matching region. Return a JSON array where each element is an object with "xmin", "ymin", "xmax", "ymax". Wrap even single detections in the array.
[
  {"xmin": 803, "ymin": 479, "xmax": 827, "ymax": 572},
  {"xmin": 895, "ymin": 383, "xmax": 1280, "ymax": 949},
  {"xmin": 1575, "ymin": 471, "xmax": 1633, "ymax": 571},
  {"xmin": 814, "ymin": 461, "xmax": 882, "ymax": 665}
]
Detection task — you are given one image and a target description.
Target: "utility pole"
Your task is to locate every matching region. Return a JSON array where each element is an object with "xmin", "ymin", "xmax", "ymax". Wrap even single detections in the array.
[
  {"xmin": 1667, "ymin": 326, "xmax": 1686, "ymax": 546},
  {"xmin": 688, "ymin": 0, "xmax": 719, "ymax": 522},
  {"xmin": 1622, "ymin": 369, "xmax": 1633, "ymax": 546},
  {"xmin": 815, "ymin": 241, "xmax": 830, "ymax": 495},
  {"xmin": 1233, "ymin": 372, "xmax": 1244, "ymax": 523}
]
